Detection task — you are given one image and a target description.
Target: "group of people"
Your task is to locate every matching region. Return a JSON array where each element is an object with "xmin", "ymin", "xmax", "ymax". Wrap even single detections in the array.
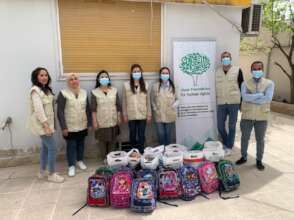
[
  {"xmin": 27, "ymin": 64, "xmax": 177, "ymax": 182},
  {"xmin": 27, "ymin": 51, "xmax": 274, "ymax": 183}
]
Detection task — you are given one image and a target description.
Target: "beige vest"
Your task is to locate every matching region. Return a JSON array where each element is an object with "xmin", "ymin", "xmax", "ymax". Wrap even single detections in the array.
[
  {"xmin": 124, "ymin": 81, "xmax": 148, "ymax": 120},
  {"xmin": 92, "ymin": 87, "xmax": 118, "ymax": 128},
  {"xmin": 241, "ymin": 78, "xmax": 272, "ymax": 121},
  {"xmin": 216, "ymin": 66, "xmax": 241, "ymax": 105},
  {"xmin": 61, "ymin": 89, "xmax": 88, "ymax": 132},
  {"xmin": 27, "ymin": 86, "xmax": 55, "ymax": 136},
  {"xmin": 152, "ymin": 82, "xmax": 177, "ymax": 123}
]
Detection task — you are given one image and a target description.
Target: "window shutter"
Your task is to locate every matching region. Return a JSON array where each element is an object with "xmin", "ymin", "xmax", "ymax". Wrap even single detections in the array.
[{"xmin": 58, "ymin": 0, "xmax": 161, "ymax": 73}]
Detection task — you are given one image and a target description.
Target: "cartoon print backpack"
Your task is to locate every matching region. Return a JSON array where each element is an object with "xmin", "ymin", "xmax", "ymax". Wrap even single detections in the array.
[
  {"xmin": 135, "ymin": 169, "xmax": 158, "ymax": 199},
  {"xmin": 179, "ymin": 165, "xmax": 201, "ymax": 201},
  {"xmin": 217, "ymin": 160, "xmax": 240, "ymax": 193},
  {"xmin": 110, "ymin": 168, "xmax": 133, "ymax": 208},
  {"xmin": 198, "ymin": 161, "xmax": 219, "ymax": 194},
  {"xmin": 131, "ymin": 177, "xmax": 156, "ymax": 213},
  {"xmin": 158, "ymin": 168, "xmax": 181, "ymax": 199},
  {"xmin": 87, "ymin": 167, "xmax": 113, "ymax": 207}
]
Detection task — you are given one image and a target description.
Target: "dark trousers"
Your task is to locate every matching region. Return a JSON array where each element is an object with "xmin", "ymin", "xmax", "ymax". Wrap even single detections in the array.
[
  {"xmin": 66, "ymin": 136, "xmax": 85, "ymax": 167},
  {"xmin": 128, "ymin": 120, "xmax": 147, "ymax": 153},
  {"xmin": 240, "ymin": 119, "xmax": 268, "ymax": 161},
  {"xmin": 217, "ymin": 104, "xmax": 239, "ymax": 149}
]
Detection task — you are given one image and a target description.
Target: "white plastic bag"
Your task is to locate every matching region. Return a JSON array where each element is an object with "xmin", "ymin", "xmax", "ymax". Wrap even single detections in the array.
[
  {"xmin": 165, "ymin": 144, "xmax": 188, "ymax": 153},
  {"xmin": 140, "ymin": 153, "xmax": 160, "ymax": 170},
  {"xmin": 107, "ymin": 151, "xmax": 128, "ymax": 168},
  {"xmin": 183, "ymin": 150, "xmax": 204, "ymax": 168},
  {"xmin": 127, "ymin": 148, "xmax": 141, "ymax": 168},
  {"xmin": 144, "ymin": 145, "xmax": 164, "ymax": 156},
  {"xmin": 203, "ymin": 141, "xmax": 224, "ymax": 162},
  {"xmin": 162, "ymin": 150, "xmax": 183, "ymax": 169}
]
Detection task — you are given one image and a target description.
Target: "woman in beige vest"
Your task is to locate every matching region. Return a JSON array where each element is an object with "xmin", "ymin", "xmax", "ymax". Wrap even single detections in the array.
[
  {"xmin": 151, "ymin": 67, "xmax": 178, "ymax": 146},
  {"xmin": 27, "ymin": 67, "xmax": 64, "ymax": 183},
  {"xmin": 91, "ymin": 70, "xmax": 121, "ymax": 158},
  {"xmin": 122, "ymin": 64, "xmax": 152, "ymax": 153},
  {"xmin": 57, "ymin": 73, "xmax": 91, "ymax": 177}
]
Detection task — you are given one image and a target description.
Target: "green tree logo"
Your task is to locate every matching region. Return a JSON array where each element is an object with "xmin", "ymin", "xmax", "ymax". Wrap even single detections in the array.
[{"xmin": 179, "ymin": 53, "xmax": 210, "ymax": 86}]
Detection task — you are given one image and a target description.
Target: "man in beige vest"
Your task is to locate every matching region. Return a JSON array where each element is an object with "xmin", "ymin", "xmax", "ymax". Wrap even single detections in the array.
[
  {"xmin": 236, "ymin": 61, "xmax": 275, "ymax": 171},
  {"xmin": 216, "ymin": 51, "xmax": 244, "ymax": 156}
]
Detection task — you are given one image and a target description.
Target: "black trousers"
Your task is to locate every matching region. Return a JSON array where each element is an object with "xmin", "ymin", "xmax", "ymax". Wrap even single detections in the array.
[{"xmin": 128, "ymin": 120, "xmax": 146, "ymax": 153}]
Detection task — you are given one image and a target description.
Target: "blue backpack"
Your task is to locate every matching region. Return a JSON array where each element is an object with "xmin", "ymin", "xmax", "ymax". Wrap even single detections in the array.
[
  {"xmin": 135, "ymin": 169, "xmax": 158, "ymax": 198},
  {"xmin": 179, "ymin": 165, "xmax": 201, "ymax": 201},
  {"xmin": 131, "ymin": 177, "xmax": 156, "ymax": 213}
]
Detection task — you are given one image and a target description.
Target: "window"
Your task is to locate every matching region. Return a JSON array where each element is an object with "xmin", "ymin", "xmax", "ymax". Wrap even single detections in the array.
[{"xmin": 58, "ymin": 0, "xmax": 161, "ymax": 73}]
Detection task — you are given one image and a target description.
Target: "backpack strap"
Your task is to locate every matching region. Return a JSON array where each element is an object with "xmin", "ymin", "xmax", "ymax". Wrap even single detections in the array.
[
  {"xmin": 72, "ymin": 203, "xmax": 87, "ymax": 216},
  {"xmin": 199, "ymin": 192, "xmax": 210, "ymax": 200},
  {"xmin": 157, "ymin": 199, "xmax": 179, "ymax": 207},
  {"xmin": 218, "ymin": 185, "xmax": 240, "ymax": 200}
]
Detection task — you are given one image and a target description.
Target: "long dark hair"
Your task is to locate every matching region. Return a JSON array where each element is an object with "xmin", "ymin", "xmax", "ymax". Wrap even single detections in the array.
[
  {"xmin": 158, "ymin": 67, "xmax": 175, "ymax": 94},
  {"xmin": 130, "ymin": 64, "xmax": 147, "ymax": 94},
  {"xmin": 31, "ymin": 67, "xmax": 53, "ymax": 95},
  {"xmin": 95, "ymin": 70, "xmax": 112, "ymax": 88}
]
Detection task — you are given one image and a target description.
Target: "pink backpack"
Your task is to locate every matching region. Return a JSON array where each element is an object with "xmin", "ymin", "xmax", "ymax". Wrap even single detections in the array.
[
  {"xmin": 198, "ymin": 161, "xmax": 219, "ymax": 194},
  {"xmin": 110, "ymin": 170, "xmax": 133, "ymax": 208}
]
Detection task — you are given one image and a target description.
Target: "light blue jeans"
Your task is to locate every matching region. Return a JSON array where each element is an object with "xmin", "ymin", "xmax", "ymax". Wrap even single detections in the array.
[
  {"xmin": 40, "ymin": 135, "xmax": 57, "ymax": 173},
  {"xmin": 156, "ymin": 122, "xmax": 174, "ymax": 146}
]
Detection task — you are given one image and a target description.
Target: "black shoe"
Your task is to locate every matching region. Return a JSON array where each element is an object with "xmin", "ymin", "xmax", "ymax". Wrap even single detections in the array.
[
  {"xmin": 236, "ymin": 157, "xmax": 247, "ymax": 165},
  {"xmin": 256, "ymin": 161, "xmax": 265, "ymax": 171}
]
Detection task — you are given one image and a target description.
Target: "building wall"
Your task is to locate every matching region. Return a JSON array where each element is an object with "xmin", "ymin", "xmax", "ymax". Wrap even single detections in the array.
[
  {"xmin": 0, "ymin": 0, "xmax": 242, "ymax": 158},
  {"xmin": 240, "ymin": 29, "xmax": 293, "ymax": 102}
]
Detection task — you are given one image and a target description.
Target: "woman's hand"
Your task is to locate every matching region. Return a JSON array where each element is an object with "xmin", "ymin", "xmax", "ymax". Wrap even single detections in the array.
[
  {"xmin": 43, "ymin": 123, "xmax": 53, "ymax": 136},
  {"xmin": 123, "ymin": 115, "xmax": 128, "ymax": 123},
  {"xmin": 147, "ymin": 115, "xmax": 152, "ymax": 124},
  {"xmin": 62, "ymin": 129, "xmax": 68, "ymax": 137},
  {"xmin": 93, "ymin": 120, "xmax": 98, "ymax": 130}
]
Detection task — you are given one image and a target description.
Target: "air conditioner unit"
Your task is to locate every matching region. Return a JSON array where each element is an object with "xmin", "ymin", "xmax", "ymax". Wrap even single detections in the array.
[{"xmin": 241, "ymin": 4, "xmax": 262, "ymax": 36}]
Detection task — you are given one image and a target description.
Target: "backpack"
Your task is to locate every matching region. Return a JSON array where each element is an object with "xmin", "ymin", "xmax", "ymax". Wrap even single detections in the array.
[
  {"xmin": 179, "ymin": 165, "xmax": 201, "ymax": 201},
  {"xmin": 217, "ymin": 160, "xmax": 240, "ymax": 193},
  {"xmin": 158, "ymin": 168, "xmax": 181, "ymax": 199},
  {"xmin": 110, "ymin": 169, "xmax": 133, "ymax": 208},
  {"xmin": 198, "ymin": 161, "xmax": 219, "ymax": 194},
  {"xmin": 87, "ymin": 167, "xmax": 113, "ymax": 207},
  {"xmin": 131, "ymin": 178, "xmax": 156, "ymax": 213},
  {"xmin": 135, "ymin": 169, "xmax": 158, "ymax": 199}
]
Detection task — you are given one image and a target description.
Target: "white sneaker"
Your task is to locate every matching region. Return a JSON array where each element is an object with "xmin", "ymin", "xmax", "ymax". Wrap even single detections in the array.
[
  {"xmin": 77, "ymin": 161, "xmax": 87, "ymax": 170},
  {"xmin": 68, "ymin": 166, "xmax": 76, "ymax": 177},
  {"xmin": 38, "ymin": 171, "xmax": 47, "ymax": 179},
  {"xmin": 224, "ymin": 148, "xmax": 232, "ymax": 156},
  {"xmin": 48, "ymin": 173, "xmax": 65, "ymax": 183}
]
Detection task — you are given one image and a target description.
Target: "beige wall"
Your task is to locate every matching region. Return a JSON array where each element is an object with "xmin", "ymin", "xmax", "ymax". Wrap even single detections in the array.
[{"xmin": 240, "ymin": 30, "xmax": 293, "ymax": 103}]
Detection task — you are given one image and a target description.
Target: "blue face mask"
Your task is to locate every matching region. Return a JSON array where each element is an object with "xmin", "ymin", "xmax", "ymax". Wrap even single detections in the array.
[
  {"xmin": 252, "ymin": 70, "xmax": 263, "ymax": 79},
  {"xmin": 132, "ymin": 72, "xmax": 142, "ymax": 80},
  {"xmin": 160, "ymin": 74, "xmax": 170, "ymax": 81},
  {"xmin": 99, "ymin": 78, "xmax": 110, "ymax": 86},
  {"xmin": 222, "ymin": 57, "xmax": 231, "ymax": 66}
]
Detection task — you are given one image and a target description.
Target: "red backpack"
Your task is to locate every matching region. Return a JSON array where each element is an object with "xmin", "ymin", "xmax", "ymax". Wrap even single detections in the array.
[
  {"xmin": 158, "ymin": 168, "xmax": 181, "ymax": 199},
  {"xmin": 87, "ymin": 167, "xmax": 113, "ymax": 207}
]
